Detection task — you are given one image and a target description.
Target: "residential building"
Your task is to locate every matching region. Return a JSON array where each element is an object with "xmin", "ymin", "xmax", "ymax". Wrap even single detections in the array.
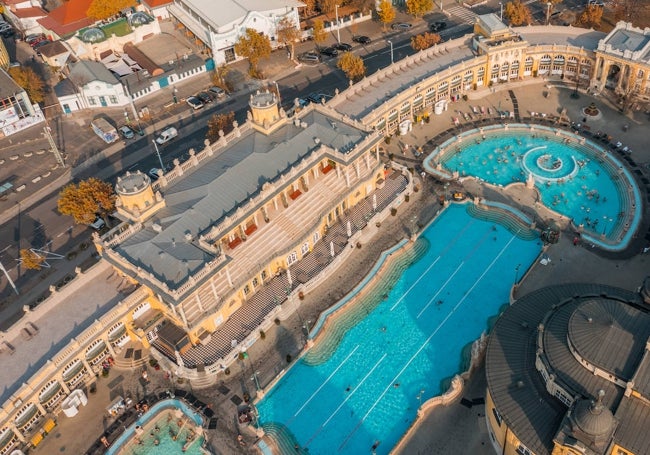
[
  {"xmin": 167, "ymin": 0, "xmax": 304, "ymax": 63},
  {"xmin": 54, "ymin": 60, "xmax": 130, "ymax": 113},
  {"xmin": 140, "ymin": 0, "xmax": 174, "ymax": 21},
  {"xmin": 37, "ymin": 0, "xmax": 94, "ymax": 40},
  {"xmin": 3, "ymin": 5, "xmax": 46, "ymax": 36},
  {"xmin": 485, "ymin": 282, "xmax": 650, "ymax": 455},
  {"xmin": 0, "ymin": 38, "xmax": 8, "ymax": 70},
  {"xmin": 0, "ymin": 68, "xmax": 44, "ymax": 137},
  {"xmin": 37, "ymin": 40, "xmax": 71, "ymax": 68}
]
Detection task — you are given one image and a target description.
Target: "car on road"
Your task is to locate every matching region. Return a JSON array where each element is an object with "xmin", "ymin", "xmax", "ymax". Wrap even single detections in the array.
[
  {"xmin": 155, "ymin": 126, "xmax": 178, "ymax": 145},
  {"xmin": 89, "ymin": 217, "xmax": 105, "ymax": 231},
  {"xmin": 391, "ymin": 23, "xmax": 412, "ymax": 31},
  {"xmin": 319, "ymin": 47, "xmax": 338, "ymax": 57},
  {"xmin": 307, "ymin": 93, "xmax": 330, "ymax": 104},
  {"xmin": 429, "ymin": 21, "xmax": 447, "ymax": 32},
  {"xmin": 352, "ymin": 35, "xmax": 371, "ymax": 44},
  {"xmin": 149, "ymin": 168, "xmax": 162, "ymax": 180},
  {"xmin": 298, "ymin": 51, "xmax": 321, "ymax": 64},
  {"xmin": 119, "ymin": 125, "xmax": 135, "ymax": 139},
  {"xmin": 196, "ymin": 91, "xmax": 213, "ymax": 104},
  {"xmin": 333, "ymin": 42, "xmax": 352, "ymax": 52},
  {"xmin": 209, "ymin": 86, "xmax": 226, "ymax": 98},
  {"xmin": 186, "ymin": 96, "xmax": 204, "ymax": 110}
]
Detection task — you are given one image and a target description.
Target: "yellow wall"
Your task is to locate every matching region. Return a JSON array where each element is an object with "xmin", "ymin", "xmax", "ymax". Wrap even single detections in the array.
[{"xmin": 0, "ymin": 39, "xmax": 9, "ymax": 71}]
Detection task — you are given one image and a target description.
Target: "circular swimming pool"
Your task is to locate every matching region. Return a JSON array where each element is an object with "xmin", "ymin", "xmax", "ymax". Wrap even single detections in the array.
[{"xmin": 423, "ymin": 124, "xmax": 641, "ymax": 251}]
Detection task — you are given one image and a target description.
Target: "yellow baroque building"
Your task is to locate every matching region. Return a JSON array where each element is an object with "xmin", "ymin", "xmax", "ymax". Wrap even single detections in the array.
[
  {"xmin": 0, "ymin": 39, "xmax": 8, "ymax": 72},
  {"xmin": 2, "ymin": 15, "xmax": 650, "ymax": 455},
  {"xmin": 485, "ymin": 282, "xmax": 650, "ymax": 455}
]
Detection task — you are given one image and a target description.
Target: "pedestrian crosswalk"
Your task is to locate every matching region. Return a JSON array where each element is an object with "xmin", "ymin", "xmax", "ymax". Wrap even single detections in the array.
[{"xmin": 445, "ymin": 5, "xmax": 479, "ymax": 25}]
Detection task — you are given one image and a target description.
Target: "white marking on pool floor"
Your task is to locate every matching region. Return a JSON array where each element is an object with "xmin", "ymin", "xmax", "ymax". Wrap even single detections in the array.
[{"xmin": 416, "ymin": 260, "xmax": 465, "ymax": 319}]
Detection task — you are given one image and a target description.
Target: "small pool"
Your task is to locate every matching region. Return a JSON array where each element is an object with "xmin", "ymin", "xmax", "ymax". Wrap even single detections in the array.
[
  {"xmin": 256, "ymin": 204, "xmax": 542, "ymax": 454},
  {"xmin": 423, "ymin": 125, "xmax": 641, "ymax": 250},
  {"xmin": 106, "ymin": 399, "xmax": 205, "ymax": 455}
]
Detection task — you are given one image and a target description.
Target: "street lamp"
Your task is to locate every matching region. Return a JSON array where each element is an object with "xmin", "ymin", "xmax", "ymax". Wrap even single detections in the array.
[
  {"xmin": 302, "ymin": 319, "xmax": 312, "ymax": 340},
  {"xmin": 251, "ymin": 371, "xmax": 261, "ymax": 391},
  {"xmin": 173, "ymin": 86, "xmax": 178, "ymax": 104},
  {"xmin": 387, "ymin": 40, "xmax": 394, "ymax": 65},
  {"xmin": 152, "ymin": 140, "xmax": 165, "ymax": 171},
  {"xmin": 335, "ymin": 4, "xmax": 341, "ymax": 44},
  {"xmin": 499, "ymin": 2, "xmax": 503, "ymax": 21},
  {"xmin": 273, "ymin": 80, "xmax": 281, "ymax": 106},
  {"xmin": 546, "ymin": 2, "xmax": 552, "ymax": 25}
]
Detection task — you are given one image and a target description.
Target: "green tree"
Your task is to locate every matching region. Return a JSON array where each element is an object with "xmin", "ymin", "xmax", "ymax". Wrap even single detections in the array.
[
  {"xmin": 20, "ymin": 249, "xmax": 45, "ymax": 270},
  {"xmin": 504, "ymin": 0, "xmax": 533, "ymax": 25},
  {"xmin": 377, "ymin": 0, "xmax": 396, "ymax": 31},
  {"xmin": 206, "ymin": 111, "xmax": 235, "ymax": 143},
  {"xmin": 277, "ymin": 16, "xmax": 301, "ymax": 60},
  {"xmin": 337, "ymin": 52, "xmax": 366, "ymax": 82},
  {"xmin": 406, "ymin": 0, "xmax": 433, "ymax": 18},
  {"xmin": 8, "ymin": 67, "xmax": 44, "ymax": 103},
  {"xmin": 210, "ymin": 64, "xmax": 232, "ymax": 93},
  {"xmin": 57, "ymin": 178, "xmax": 116, "ymax": 226},
  {"xmin": 574, "ymin": 4, "xmax": 603, "ymax": 28},
  {"xmin": 234, "ymin": 28, "xmax": 271, "ymax": 78},
  {"xmin": 411, "ymin": 32, "xmax": 441, "ymax": 51},
  {"xmin": 87, "ymin": 0, "xmax": 135, "ymax": 21},
  {"xmin": 312, "ymin": 19, "xmax": 327, "ymax": 49}
]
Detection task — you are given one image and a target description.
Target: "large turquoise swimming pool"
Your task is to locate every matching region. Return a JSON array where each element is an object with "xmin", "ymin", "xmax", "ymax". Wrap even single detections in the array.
[
  {"xmin": 257, "ymin": 204, "xmax": 542, "ymax": 454},
  {"xmin": 423, "ymin": 125, "xmax": 642, "ymax": 250}
]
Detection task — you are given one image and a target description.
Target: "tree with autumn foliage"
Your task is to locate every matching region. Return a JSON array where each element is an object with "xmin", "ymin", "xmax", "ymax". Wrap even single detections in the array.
[
  {"xmin": 504, "ymin": 0, "xmax": 533, "ymax": 25},
  {"xmin": 57, "ymin": 178, "xmax": 116, "ymax": 226},
  {"xmin": 206, "ymin": 111, "xmax": 235, "ymax": 143},
  {"xmin": 574, "ymin": 4, "xmax": 603, "ymax": 28},
  {"xmin": 377, "ymin": 0, "xmax": 396, "ymax": 32},
  {"xmin": 312, "ymin": 19, "xmax": 327, "ymax": 49},
  {"xmin": 406, "ymin": 0, "xmax": 433, "ymax": 18},
  {"xmin": 87, "ymin": 0, "xmax": 135, "ymax": 21},
  {"xmin": 320, "ymin": 0, "xmax": 337, "ymax": 14},
  {"xmin": 337, "ymin": 52, "xmax": 366, "ymax": 82},
  {"xmin": 8, "ymin": 67, "xmax": 44, "ymax": 103},
  {"xmin": 20, "ymin": 249, "xmax": 45, "ymax": 271},
  {"xmin": 277, "ymin": 16, "xmax": 301, "ymax": 60},
  {"xmin": 234, "ymin": 28, "xmax": 271, "ymax": 78},
  {"xmin": 411, "ymin": 32, "xmax": 441, "ymax": 51},
  {"xmin": 210, "ymin": 64, "xmax": 232, "ymax": 93}
]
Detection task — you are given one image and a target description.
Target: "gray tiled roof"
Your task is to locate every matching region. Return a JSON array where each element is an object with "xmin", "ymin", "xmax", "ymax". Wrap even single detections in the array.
[
  {"xmin": 613, "ymin": 395, "xmax": 650, "ymax": 455},
  {"xmin": 115, "ymin": 109, "xmax": 367, "ymax": 290},
  {"xmin": 603, "ymin": 29, "xmax": 650, "ymax": 53},
  {"xmin": 54, "ymin": 78, "xmax": 76, "ymax": 97},
  {"xmin": 486, "ymin": 283, "xmax": 645, "ymax": 455},
  {"xmin": 69, "ymin": 60, "xmax": 118, "ymax": 86},
  {"xmin": 178, "ymin": 0, "xmax": 305, "ymax": 30}
]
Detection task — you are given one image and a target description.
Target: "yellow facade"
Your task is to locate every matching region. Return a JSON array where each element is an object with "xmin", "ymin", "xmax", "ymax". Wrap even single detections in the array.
[{"xmin": 0, "ymin": 39, "xmax": 8, "ymax": 72}]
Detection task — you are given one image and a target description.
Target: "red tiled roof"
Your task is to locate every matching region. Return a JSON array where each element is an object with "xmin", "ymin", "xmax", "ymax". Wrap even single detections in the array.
[
  {"xmin": 12, "ymin": 7, "xmax": 47, "ymax": 19},
  {"xmin": 3, "ymin": 0, "xmax": 28, "ymax": 5},
  {"xmin": 37, "ymin": 0, "xmax": 95, "ymax": 37},
  {"xmin": 141, "ymin": 0, "xmax": 173, "ymax": 7}
]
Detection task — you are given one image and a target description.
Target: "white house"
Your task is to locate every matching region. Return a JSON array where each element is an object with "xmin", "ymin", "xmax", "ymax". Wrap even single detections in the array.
[
  {"xmin": 167, "ymin": 0, "xmax": 304, "ymax": 64},
  {"xmin": 54, "ymin": 60, "xmax": 130, "ymax": 113},
  {"xmin": 140, "ymin": 0, "xmax": 174, "ymax": 21}
]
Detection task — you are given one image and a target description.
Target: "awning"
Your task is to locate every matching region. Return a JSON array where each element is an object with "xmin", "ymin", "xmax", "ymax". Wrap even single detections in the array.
[{"xmin": 43, "ymin": 419, "xmax": 56, "ymax": 433}]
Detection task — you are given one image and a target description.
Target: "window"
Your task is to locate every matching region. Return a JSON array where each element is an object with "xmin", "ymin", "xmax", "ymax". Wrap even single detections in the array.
[
  {"xmin": 312, "ymin": 231, "xmax": 320, "ymax": 244},
  {"xmin": 287, "ymin": 251, "xmax": 298, "ymax": 266},
  {"xmin": 109, "ymin": 95, "xmax": 118, "ymax": 104},
  {"xmin": 252, "ymin": 277, "xmax": 258, "ymax": 287},
  {"xmin": 516, "ymin": 443, "xmax": 534, "ymax": 455},
  {"xmin": 88, "ymin": 96, "xmax": 96, "ymax": 106},
  {"xmin": 261, "ymin": 269, "xmax": 267, "ymax": 281},
  {"xmin": 243, "ymin": 284, "xmax": 250, "ymax": 295},
  {"xmin": 492, "ymin": 407, "xmax": 502, "ymax": 427},
  {"xmin": 301, "ymin": 242, "xmax": 310, "ymax": 256}
]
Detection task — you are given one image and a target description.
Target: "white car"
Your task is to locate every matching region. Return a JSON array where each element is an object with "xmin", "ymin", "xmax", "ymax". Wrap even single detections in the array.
[
  {"xmin": 155, "ymin": 127, "xmax": 178, "ymax": 145},
  {"xmin": 186, "ymin": 96, "xmax": 204, "ymax": 110}
]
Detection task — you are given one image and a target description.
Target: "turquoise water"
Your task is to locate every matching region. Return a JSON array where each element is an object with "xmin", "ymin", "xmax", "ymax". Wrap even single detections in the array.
[
  {"xmin": 442, "ymin": 133, "xmax": 622, "ymax": 237},
  {"xmin": 257, "ymin": 204, "xmax": 542, "ymax": 454},
  {"xmin": 106, "ymin": 399, "xmax": 204, "ymax": 455}
]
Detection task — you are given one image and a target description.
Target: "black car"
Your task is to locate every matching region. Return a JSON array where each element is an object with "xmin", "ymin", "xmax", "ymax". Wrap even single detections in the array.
[
  {"xmin": 352, "ymin": 35, "xmax": 371, "ymax": 45},
  {"xmin": 334, "ymin": 42, "xmax": 352, "ymax": 52},
  {"xmin": 320, "ymin": 47, "xmax": 338, "ymax": 57},
  {"xmin": 430, "ymin": 21, "xmax": 447, "ymax": 32},
  {"xmin": 196, "ymin": 91, "xmax": 213, "ymax": 104}
]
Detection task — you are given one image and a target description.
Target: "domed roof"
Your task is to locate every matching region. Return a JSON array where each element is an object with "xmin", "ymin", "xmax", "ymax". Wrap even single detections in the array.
[
  {"xmin": 129, "ymin": 12, "xmax": 152, "ymax": 27},
  {"xmin": 81, "ymin": 27, "xmax": 106, "ymax": 43},
  {"xmin": 115, "ymin": 171, "xmax": 151, "ymax": 195},
  {"xmin": 572, "ymin": 390, "xmax": 616, "ymax": 438}
]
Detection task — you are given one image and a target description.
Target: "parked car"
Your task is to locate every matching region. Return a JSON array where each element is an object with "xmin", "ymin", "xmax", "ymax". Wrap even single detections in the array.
[
  {"xmin": 119, "ymin": 125, "xmax": 135, "ymax": 139},
  {"xmin": 149, "ymin": 168, "xmax": 162, "ymax": 180},
  {"xmin": 208, "ymin": 86, "xmax": 226, "ymax": 98},
  {"xmin": 334, "ymin": 42, "xmax": 352, "ymax": 52},
  {"xmin": 32, "ymin": 39, "xmax": 51, "ymax": 50},
  {"xmin": 307, "ymin": 93, "xmax": 330, "ymax": 104},
  {"xmin": 186, "ymin": 96, "xmax": 204, "ymax": 110},
  {"xmin": 429, "ymin": 21, "xmax": 447, "ymax": 32},
  {"xmin": 298, "ymin": 52, "xmax": 320, "ymax": 64},
  {"xmin": 89, "ymin": 217, "xmax": 105, "ymax": 230},
  {"xmin": 29, "ymin": 37, "xmax": 49, "ymax": 48},
  {"xmin": 352, "ymin": 35, "xmax": 371, "ymax": 44},
  {"xmin": 155, "ymin": 127, "xmax": 178, "ymax": 145},
  {"xmin": 319, "ymin": 47, "xmax": 338, "ymax": 57},
  {"xmin": 391, "ymin": 23, "xmax": 412, "ymax": 31},
  {"xmin": 196, "ymin": 91, "xmax": 213, "ymax": 104},
  {"xmin": 25, "ymin": 33, "xmax": 45, "ymax": 45}
]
